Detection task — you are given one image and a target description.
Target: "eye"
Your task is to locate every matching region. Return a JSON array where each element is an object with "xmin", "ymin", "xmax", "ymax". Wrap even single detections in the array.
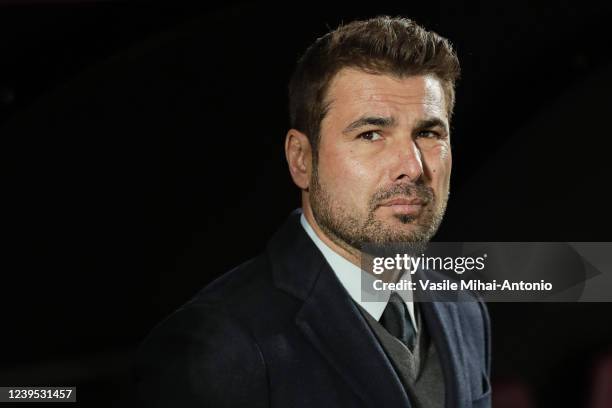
[
  {"xmin": 417, "ymin": 130, "xmax": 443, "ymax": 139},
  {"xmin": 358, "ymin": 131, "xmax": 383, "ymax": 141}
]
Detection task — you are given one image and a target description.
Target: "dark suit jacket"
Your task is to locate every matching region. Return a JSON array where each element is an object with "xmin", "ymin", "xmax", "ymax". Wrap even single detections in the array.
[{"xmin": 135, "ymin": 208, "xmax": 492, "ymax": 407}]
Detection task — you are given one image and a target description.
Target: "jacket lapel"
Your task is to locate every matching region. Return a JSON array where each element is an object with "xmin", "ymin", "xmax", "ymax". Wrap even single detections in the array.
[
  {"xmin": 268, "ymin": 209, "xmax": 412, "ymax": 407},
  {"xmin": 418, "ymin": 285, "xmax": 471, "ymax": 408},
  {"xmin": 296, "ymin": 261, "xmax": 412, "ymax": 407}
]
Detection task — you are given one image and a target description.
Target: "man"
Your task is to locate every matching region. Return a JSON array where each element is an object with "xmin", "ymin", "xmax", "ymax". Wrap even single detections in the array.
[{"xmin": 135, "ymin": 16, "xmax": 491, "ymax": 408}]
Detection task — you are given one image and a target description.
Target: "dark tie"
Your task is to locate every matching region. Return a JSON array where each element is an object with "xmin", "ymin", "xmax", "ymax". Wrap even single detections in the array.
[{"xmin": 380, "ymin": 291, "xmax": 416, "ymax": 351}]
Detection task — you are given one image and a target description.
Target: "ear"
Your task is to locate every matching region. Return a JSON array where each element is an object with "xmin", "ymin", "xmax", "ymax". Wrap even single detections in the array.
[{"xmin": 285, "ymin": 128, "xmax": 312, "ymax": 190}]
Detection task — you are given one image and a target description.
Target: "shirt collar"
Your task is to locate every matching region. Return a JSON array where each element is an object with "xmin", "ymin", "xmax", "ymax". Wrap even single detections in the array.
[{"xmin": 300, "ymin": 213, "xmax": 417, "ymax": 327}]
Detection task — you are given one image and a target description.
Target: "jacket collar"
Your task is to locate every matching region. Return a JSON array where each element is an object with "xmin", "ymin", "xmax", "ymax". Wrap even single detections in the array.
[{"xmin": 266, "ymin": 208, "xmax": 324, "ymax": 301}]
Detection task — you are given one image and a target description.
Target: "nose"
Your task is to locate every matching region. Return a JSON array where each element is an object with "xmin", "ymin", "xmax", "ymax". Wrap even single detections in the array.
[{"xmin": 389, "ymin": 136, "xmax": 424, "ymax": 183}]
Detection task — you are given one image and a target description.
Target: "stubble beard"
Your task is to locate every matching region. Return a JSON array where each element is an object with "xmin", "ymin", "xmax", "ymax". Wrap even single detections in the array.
[{"xmin": 308, "ymin": 162, "xmax": 448, "ymax": 257}]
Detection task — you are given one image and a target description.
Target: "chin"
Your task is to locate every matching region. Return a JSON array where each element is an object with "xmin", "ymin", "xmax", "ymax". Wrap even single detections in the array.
[{"xmin": 385, "ymin": 222, "xmax": 422, "ymax": 236}]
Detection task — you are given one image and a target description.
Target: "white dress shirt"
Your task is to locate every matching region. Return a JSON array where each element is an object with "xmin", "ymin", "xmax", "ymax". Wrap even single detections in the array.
[{"xmin": 300, "ymin": 213, "xmax": 418, "ymax": 331}]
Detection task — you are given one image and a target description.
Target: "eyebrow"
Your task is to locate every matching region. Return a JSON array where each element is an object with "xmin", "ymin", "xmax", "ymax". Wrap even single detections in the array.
[
  {"xmin": 342, "ymin": 116, "xmax": 396, "ymax": 134},
  {"xmin": 342, "ymin": 115, "xmax": 449, "ymax": 135},
  {"xmin": 413, "ymin": 118, "xmax": 449, "ymax": 135}
]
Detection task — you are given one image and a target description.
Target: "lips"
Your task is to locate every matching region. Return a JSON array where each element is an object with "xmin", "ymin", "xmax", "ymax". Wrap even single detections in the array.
[
  {"xmin": 380, "ymin": 197, "xmax": 424, "ymax": 207},
  {"xmin": 379, "ymin": 196, "xmax": 425, "ymax": 216}
]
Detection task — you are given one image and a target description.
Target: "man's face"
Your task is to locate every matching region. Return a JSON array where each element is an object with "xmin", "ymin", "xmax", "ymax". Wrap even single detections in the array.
[{"xmin": 309, "ymin": 67, "xmax": 452, "ymax": 251}]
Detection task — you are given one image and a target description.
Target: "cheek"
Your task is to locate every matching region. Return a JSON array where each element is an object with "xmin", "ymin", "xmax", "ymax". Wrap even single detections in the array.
[
  {"xmin": 319, "ymin": 147, "xmax": 375, "ymax": 203},
  {"xmin": 424, "ymin": 144, "xmax": 452, "ymax": 184}
]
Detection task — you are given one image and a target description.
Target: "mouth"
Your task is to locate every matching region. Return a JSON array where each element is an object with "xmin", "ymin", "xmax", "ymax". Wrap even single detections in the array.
[{"xmin": 378, "ymin": 197, "xmax": 424, "ymax": 216}]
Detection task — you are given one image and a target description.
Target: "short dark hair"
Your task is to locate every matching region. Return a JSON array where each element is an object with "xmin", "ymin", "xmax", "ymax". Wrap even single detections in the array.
[{"xmin": 288, "ymin": 16, "xmax": 460, "ymax": 155}]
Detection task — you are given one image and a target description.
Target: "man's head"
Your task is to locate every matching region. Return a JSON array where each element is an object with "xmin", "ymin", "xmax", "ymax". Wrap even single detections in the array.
[{"xmin": 285, "ymin": 16, "xmax": 459, "ymax": 260}]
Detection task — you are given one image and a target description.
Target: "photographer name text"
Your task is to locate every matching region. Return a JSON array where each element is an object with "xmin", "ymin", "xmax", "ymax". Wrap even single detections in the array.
[{"xmin": 373, "ymin": 279, "xmax": 553, "ymax": 292}]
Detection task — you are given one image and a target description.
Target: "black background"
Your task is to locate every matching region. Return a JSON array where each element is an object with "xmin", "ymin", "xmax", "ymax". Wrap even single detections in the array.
[{"xmin": 2, "ymin": 1, "xmax": 612, "ymax": 407}]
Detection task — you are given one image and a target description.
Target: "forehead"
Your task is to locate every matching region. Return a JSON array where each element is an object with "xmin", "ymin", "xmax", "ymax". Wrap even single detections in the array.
[{"xmin": 323, "ymin": 67, "xmax": 447, "ymax": 120}]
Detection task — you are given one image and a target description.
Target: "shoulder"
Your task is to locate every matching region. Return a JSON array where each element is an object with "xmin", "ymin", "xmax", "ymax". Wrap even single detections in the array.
[
  {"xmin": 186, "ymin": 252, "xmax": 300, "ymax": 324},
  {"xmin": 134, "ymin": 255, "xmax": 275, "ymax": 407}
]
